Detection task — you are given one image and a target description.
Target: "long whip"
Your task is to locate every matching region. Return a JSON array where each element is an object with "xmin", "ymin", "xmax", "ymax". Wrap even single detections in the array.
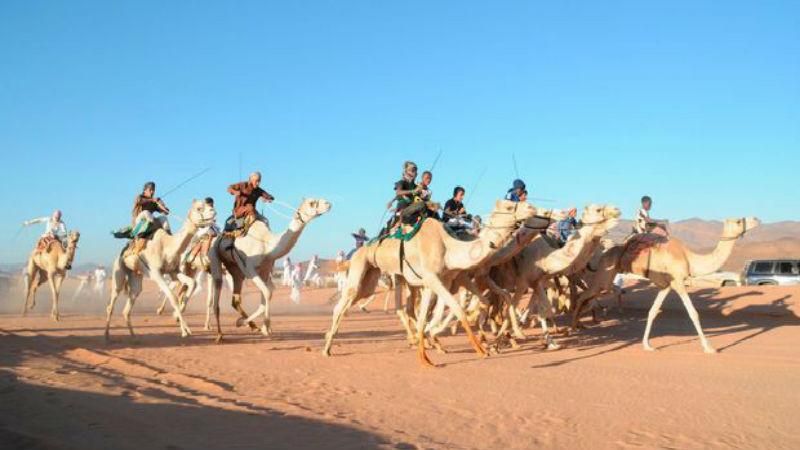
[{"xmin": 160, "ymin": 167, "xmax": 212, "ymax": 199}]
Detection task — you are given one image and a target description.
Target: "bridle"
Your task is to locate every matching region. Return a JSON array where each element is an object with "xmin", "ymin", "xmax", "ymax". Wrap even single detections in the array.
[{"xmin": 720, "ymin": 217, "xmax": 748, "ymax": 241}]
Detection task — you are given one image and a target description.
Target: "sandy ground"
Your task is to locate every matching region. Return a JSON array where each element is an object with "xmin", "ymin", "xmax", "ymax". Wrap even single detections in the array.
[{"xmin": 1, "ymin": 280, "xmax": 799, "ymax": 450}]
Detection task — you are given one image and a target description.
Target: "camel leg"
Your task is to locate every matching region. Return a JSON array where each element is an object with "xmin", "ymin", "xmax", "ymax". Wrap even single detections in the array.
[
  {"xmin": 122, "ymin": 275, "xmax": 143, "ymax": 339},
  {"xmin": 414, "ymin": 288, "xmax": 436, "ymax": 367},
  {"xmin": 533, "ymin": 284, "xmax": 560, "ymax": 350},
  {"xmin": 148, "ymin": 268, "xmax": 192, "ymax": 338},
  {"xmin": 427, "ymin": 277, "xmax": 487, "ymax": 360},
  {"xmin": 322, "ymin": 260, "xmax": 376, "ymax": 356},
  {"xmin": 175, "ymin": 272, "xmax": 196, "ymax": 314},
  {"xmin": 22, "ymin": 263, "xmax": 38, "ymax": 315},
  {"xmin": 642, "ymin": 287, "xmax": 671, "ymax": 352},
  {"xmin": 48, "ymin": 273, "xmax": 63, "ymax": 322},
  {"xmin": 674, "ymin": 284, "xmax": 716, "ymax": 354},
  {"xmin": 105, "ymin": 265, "xmax": 127, "ymax": 341},
  {"xmin": 205, "ymin": 273, "xmax": 214, "ymax": 331},
  {"xmin": 570, "ymin": 285, "xmax": 602, "ymax": 330},
  {"xmin": 241, "ymin": 274, "xmax": 275, "ymax": 336},
  {"xmin": 155, "ymin": 279, "xmax": 177, "ymax": 316}
]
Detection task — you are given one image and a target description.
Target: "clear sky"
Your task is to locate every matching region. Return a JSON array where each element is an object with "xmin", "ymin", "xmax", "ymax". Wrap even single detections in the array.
[{"xmin": 1, "ymin": 1, "xmax": 798, "ymax": 267}]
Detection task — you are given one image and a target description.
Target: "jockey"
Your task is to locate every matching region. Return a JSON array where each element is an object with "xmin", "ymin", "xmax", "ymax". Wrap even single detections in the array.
[
  {"xmin": 130, "ymin": 181, "xmax": 171, "ymax": 238},
  {"xmin": 23, "ymin": 209, "xmax": 68, "ymax": 248},
  {"xmin": 347, "ymin": 228, "xmax": 369, "ymax": 259},
  {"xmin": 505, "ymin": 179, "xmax": 527, "ymax": 202},
  {"xmin": 443, "ymin": 186, "xmax": 474, "ymax": 233},
  {"xmin": 225, "ymin": 171, "xmax": 274, "ymax": 231},
  {"xmin": 634, "ymin": 195, "xmax": 668, "ymax": 235},
  {"xmin": 184, "ymin": 197, "xmax": 219, "ymax": 269},
  {"xmin": 557, "ymin": 207, "xmax": 579, "ymax": 244}
]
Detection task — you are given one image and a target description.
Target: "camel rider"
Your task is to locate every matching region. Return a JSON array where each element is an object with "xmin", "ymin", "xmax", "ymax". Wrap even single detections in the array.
[
  {"xmin": 184, "ymin": 197, "xmax": 219, "ymax": 269},
  {"xmin": 123, "ymin": 181, "xmax": 171, "ymax": 239},
  {"xmin": 393, "ymin": 163, "xmax": 437, "ymax": 225},
  {"xmin": 556, "ymin": 207, "xmax": 579, "ymax": 245},
  {"xmin": 347, "ymin": 228, "xmax": 369, "ymax": 259},
  {"xmin": 23, "ymin": 209, "xmax": 68, "ymax": 249},
  {"xmin": 225, "ymin": 171, "xmax": 274, "ymax": 232},
  {"xmin": 634, "ymin": 195, "xmax": 668, "ymax": 235},
  {"xmin": 443, "ymin": 186, "xmax": 474, "ymax": 232},
  {"xmin": 505, "ymin": 179, "xmax": 526, "ymax": 202}
]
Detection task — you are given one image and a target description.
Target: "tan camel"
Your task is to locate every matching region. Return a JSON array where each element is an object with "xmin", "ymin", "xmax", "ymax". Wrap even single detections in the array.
[
  {"xmin": 209, "ymin": 198, "xmax": 332, "ymax": 342},
  {"xmin": 155, "ymin": 248, "xmax": 234, "ymax": 331},
  {"xmin": 22, "ymin": 231, "xmax": 81, "ymax": 321},
  {"xmin": 493, "ymin": 204, "xmax": 621, "ymax": 349},
  {"xmin": 570, "ymin": 217, "xmax": 760, "ymax": 353},
  {"xmin": 425, "ymin": 208, "xmax": 569, "ymax": 341},
  {"xmin": 322, "ymin": 199, "xmax": 537, "ymax": 367},
  {"xmin": 105, "ymin": 200, "xmax": 213, "ymax": 340}
]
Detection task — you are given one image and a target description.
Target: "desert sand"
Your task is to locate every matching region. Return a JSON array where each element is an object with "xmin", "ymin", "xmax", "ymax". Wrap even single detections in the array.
[{"xmin": 1, "ymin": 279, "xmax": 799, "ymax": 450}]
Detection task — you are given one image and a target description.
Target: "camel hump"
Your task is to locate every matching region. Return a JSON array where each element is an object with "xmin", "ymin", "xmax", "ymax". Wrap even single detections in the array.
[
  {"xmin": 34, "ymin": 236, "xmax": 62, "ymax": 254},
  {"xmin": 620, "ymin": 233, "xmax": 670, "ymax": 272}
]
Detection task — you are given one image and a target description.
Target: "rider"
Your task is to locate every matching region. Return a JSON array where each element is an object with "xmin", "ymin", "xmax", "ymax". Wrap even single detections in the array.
[
  {"xmin": 443, "ymin": 186, "xmax": 474, "ymax": 233},
  {"xmin": 347, "ymin": 228, "xmax": 369, "ymax": 259},
  {"xmin": 184, "ymin": 197, "xmax": 219, "ymax": 269},
  {"xmin": 225, "ymin": 171, "xmax": 274, "ymax": 231},
  {"xmin": 23, "ymin": 209, "xmax": 68, "ymax": 249},
  {"xmin": 556, "ymin": 207, "xmax": 579, "ymax": 244},
  {"xmin": 634, "ymin": 195, "xmax": 667, "ymax": 235},
  {"xmin": 130, "ymin": 181, "xmax": 171, "ymax": 238},
  {"xmin": 505, "ymin": 179, "xmax": 527, "ymax": 202}
]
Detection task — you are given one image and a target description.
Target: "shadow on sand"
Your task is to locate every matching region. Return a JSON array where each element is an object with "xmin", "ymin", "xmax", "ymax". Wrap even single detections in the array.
[{"xmin": 0, "ymin": 331, "xmax": 393, "ymax": 450}]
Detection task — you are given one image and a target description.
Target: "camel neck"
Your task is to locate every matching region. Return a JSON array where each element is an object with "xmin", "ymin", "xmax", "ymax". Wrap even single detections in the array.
[
  {"xmin": 685, "ymin": 233, "xmax": 738, "ymax": 277},
  {"xmin": 270, "ymin": 218, "xmax": 306, "ymax": 260}
]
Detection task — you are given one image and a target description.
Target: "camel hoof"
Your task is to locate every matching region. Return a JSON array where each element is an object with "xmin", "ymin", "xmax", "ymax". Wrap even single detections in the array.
[
  {"xmin": 418, "ymin": 354, "xmax": 436, "ymax": 368},
  {"xmin": 260, "ymin": 325, "xmax": 272, "ymax": 337},
  {"xmin": 156, "ymin": 307, "xmax": 165, "ymax": 316},
  {"xmin": 214, "ymin": 335, "xmax": 223, "ymax": 344},
  {"xmin": 643, "ymin": 344, "xmax": 656, "ymax": 352},
  {"xmin": 235, "ymin": 317, "xmax": 245, "ymax": 328},
  {"xmin": 546, "ymin": 342, "xmax": 561, "ymax": 351},
  {"xmin": 704, "ymin": 347, "xmax": 718, "ymax": 354}
]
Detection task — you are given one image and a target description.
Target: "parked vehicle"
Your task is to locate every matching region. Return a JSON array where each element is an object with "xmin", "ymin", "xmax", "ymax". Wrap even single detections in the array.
[{"xmin": 743, "ymin": 260, "xmax": 800, "ymax": 286}]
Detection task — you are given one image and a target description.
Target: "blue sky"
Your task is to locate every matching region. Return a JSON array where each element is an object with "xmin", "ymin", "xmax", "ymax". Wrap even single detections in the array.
[{"xmin": 1, "ymin": 1, "xmax": 798, "ymax": 266}]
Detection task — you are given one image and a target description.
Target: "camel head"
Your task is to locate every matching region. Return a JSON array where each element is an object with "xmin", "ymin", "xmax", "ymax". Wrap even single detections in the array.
[
  {"xmin": 66, "ymin": 231, "xmax": 81, "ymax": 248},
  {"xmin": 297, "ymin": 198, "xmax": 332, "ymax": 223},
  {"xmin": 483, "ymin": 200, "xmax": 537, "ymax": 232},
  {"xmin": 721, "ymin": 217, "xmax": 761, "ymax": 240},
  {"xmin": 580, "ymin": 204, "xmax": 622, "ymax": 236},
  {"xmin": 524, "ymin": 208, "xmax": 568, "ymax": 231},
  {"xmin": 187, "ymin": 199, "xmax": 215, "ymax": 228}
]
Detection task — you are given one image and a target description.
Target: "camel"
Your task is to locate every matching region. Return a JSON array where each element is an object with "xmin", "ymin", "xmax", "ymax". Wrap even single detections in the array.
[
  {"xmin": 570, "ymin": 217, "xmax": 760, "ymax": 353},
  {"xmin": 208, "ymin": 198, "xmax": 332, "ymax": 342},
  {"xmin": 492, "ymin": 204, "xmax": 621, "ymax": 349},
  {"xmin": 155, "ymin": 254, "xmax": 234, "ymax": 331},
  {"xmin": 424, "ymin": 208, "xmax": 569, "ymax": 343},
  {"xmin": 105, "ymin": 200, "xmax": 213, "ymax": 340},
  {"xmin": 22, "ymin": 231, "xmax": 81, "ymax": 321},
  {"xmin": 322, "ymin": 199, "xmax": 537, "ymax": 367}
]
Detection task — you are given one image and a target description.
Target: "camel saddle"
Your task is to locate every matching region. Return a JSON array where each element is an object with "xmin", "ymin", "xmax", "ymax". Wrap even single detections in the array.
[
  {"xmin": 122, "ymin": 238, "xmax": 149, "ymax": 261},
  {"xmin": 619, "ymin": 233, "xmax": 669, "ymax": 274},
  {"xmin": 35, "ymin": 236, "xmax": 62, "ymax": 254},
  {"xmin": 223, "ymin": 214, "xmax": 256, "ymax": 240}
]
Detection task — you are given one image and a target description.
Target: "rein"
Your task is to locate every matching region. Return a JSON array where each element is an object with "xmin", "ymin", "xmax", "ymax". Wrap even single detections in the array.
[{"xmin": 719, "ymin": 217, "xmax": 748, "ymax": 241}]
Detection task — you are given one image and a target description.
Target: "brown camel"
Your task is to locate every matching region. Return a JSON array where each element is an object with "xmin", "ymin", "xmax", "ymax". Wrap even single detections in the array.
[{"xmin": 571, "ymin": 217, "xmax": 761, "ymax": 353}]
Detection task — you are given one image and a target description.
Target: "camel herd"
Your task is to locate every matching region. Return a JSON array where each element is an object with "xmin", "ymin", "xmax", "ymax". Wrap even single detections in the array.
[{"xmin": 20, "ymin": 196, "xmax": 760, "ymax": 367}]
